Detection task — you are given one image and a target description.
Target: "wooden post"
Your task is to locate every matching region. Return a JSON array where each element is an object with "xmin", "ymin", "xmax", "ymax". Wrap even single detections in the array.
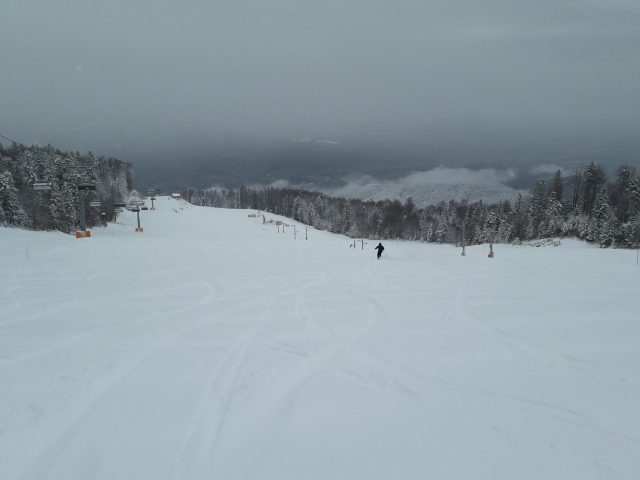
[
  {"xmin": 488, "ymin": 241, "xmax": 495, "ymax": 258},
  {"xmin": 305, "ymin": 227, "xmax": 308, "ymax": 240},
  {"xmin": 461, "ymin": 222, "xmax": 466, "ymax": 256}
]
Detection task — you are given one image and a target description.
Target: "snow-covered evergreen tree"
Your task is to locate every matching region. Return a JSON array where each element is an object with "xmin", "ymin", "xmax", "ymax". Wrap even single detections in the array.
[
  {"xmin": 622, "ymin": 214, "xmax": 640, "ymax": 248},
  {"xmin": 49, "ymin": 182, "xmax": 78, "ymax": 233},
  {"xmin": 540, "ymin": 191, "xmax": 563, "ymax": 238},
  {"xmin": 341, "ymin": 201, "xmax": 353, "ymax": 235},
  {"xmin": 593, "ymin": 185, "xmax": 618, "ymax": 247},
  {"xmin": 0, "ymin": 171, "xmax": 27, "ymax": 226},
  {"xmin": 551, "ymin": 169, "xmax": 564, "ymax": 202},
  {"xmin": 612, "ymin": 166, "xmax": 634, "ymax": 223},
  {"xmin": 581, "ymin": 162, "xmax": 606, "ymax": 215}
]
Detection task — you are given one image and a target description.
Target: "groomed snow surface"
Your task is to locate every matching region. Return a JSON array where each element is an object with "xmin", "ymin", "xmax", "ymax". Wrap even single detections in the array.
[{"xmin": 1, "ymin": 197, "xmax": 639, "ymax": 480}]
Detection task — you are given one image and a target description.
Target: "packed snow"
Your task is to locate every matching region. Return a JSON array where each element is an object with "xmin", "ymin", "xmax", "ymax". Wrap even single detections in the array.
[{"xmin": 1, "ymin": 197, "xmax": 639, "ymax": 480}]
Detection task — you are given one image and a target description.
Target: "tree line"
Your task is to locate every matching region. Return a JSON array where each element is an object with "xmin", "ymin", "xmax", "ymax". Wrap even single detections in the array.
[
  {"xmin": 182, "ymin": 163, "xmax": 640, "ymax": 249},
  {"xmin": 0, "ymin": 143, "xmax": 133, "ymax": 232}
]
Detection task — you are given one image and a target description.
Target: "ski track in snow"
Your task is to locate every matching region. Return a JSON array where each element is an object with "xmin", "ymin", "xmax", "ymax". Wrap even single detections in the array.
[
  {"xmin": 454, "ymin": 282, "xmax": 639, "ymax": 385},
  {"xmin": 0, "ymin": 279, "xmax": 224, "ymax": 371},
  {"xmin": 173, "ymin": 279, "xmax": 278, "ymax": 480},
  {"xmin": 445, "ymin": 288, "xmax": 640, "ymax": 445},
  {"xmin": 7, "ymin": 285, "xmax": 242, "ymax": 478},
  {"xmin": 1, "ymin": 197, "xmax": 640, "ymax": 480}
]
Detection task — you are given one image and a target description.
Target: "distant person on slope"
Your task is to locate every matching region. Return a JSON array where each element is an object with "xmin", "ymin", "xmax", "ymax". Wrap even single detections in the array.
[{"xmin": 374, "ymin": 242, "xmax": 384, "ymax": 260}]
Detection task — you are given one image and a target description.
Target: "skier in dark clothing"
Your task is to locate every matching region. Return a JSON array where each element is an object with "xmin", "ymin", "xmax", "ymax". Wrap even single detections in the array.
[{"xmin": 374, "ymin": 242, "xmax": 384, "ymax": 259}]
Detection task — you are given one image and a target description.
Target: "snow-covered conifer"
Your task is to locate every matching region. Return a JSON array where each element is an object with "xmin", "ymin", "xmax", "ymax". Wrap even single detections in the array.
[{"xmin": 0, "ymin": 171, "xmax": 27, "ymax": 226}]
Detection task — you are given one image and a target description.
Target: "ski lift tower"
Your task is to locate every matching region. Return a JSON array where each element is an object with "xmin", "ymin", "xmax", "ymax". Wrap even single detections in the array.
[
  {"xmin": 130, "ymin": 200, "xmax": 145, "ymax": 232},
  {"xmin": 77, "ymin": 182, "xmax": 97, "ymax": 237},
  {"xmin": 147, "ymin": 189, "xmax": 157, "ymax": 210},
  {"xmin": 73, "ymin": 164, "xmax": 98, "ymax": 238},
  {"xmin": 32, "ymin": 182, "xmax": 52, "ymax": 230}
]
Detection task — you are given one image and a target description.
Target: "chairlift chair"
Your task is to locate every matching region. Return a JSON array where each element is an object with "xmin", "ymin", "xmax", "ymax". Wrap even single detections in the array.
[{"xmin": 33, "ymin": 181, "xmax": 52, "ymax": 191}]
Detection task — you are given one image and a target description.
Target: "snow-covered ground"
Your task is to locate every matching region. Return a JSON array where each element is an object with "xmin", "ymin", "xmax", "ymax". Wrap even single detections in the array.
[{"xmin": 1, "ymin": 197, "xmax": 639, "ymax": 480}]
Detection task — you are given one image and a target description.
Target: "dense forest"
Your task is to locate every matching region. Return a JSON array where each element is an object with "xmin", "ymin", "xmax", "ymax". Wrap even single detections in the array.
[
  {"xmin": 182, "ymin": 163, "xmax": 640, "ymax": 249},
  {"xmin": 0, "ymin": 143, "xmax": 133, "ymax": 232},
  {"xmin": 3, "ymin": 142, "xmax": 639, "ymax": 249}
]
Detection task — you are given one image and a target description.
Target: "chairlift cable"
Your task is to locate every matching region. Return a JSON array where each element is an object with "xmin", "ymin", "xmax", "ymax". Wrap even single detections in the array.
[{"xmin": 0, "ymin": 132, "xmax": 20, "ymax": 145}]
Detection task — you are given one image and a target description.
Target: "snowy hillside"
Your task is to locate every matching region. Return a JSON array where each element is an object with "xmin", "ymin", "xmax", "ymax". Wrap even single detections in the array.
[{"xmin": 1, "ymin": 197, "xmax": 639, "ymax": 480}]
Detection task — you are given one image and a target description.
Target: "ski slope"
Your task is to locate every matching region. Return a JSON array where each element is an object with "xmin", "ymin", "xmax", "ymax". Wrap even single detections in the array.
[{"xmin": 1, "ymin": 197, "xmax": 639, "ymax": 480}]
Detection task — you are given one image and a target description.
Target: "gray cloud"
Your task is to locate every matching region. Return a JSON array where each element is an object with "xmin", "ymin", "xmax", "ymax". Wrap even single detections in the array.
[
  {"xmin": 1, "ymin": 0, "xmax": 639, "ymax": 173},
  {"xmin": 529, "ymin": 164, "xmax": 572, "ymax": 177}
]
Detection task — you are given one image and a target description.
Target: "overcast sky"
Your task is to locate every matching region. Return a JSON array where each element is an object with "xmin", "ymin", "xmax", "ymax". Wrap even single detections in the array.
[{"xmin": 1, "ymin": 0, "xmax": 639, "ymax": 169}]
